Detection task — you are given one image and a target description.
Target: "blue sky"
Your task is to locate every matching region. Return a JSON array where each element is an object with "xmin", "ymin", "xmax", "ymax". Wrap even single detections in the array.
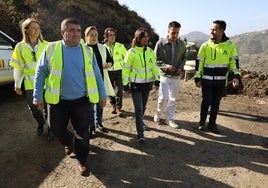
[{"xmin": 118, "ymin": 0, "xmax": 268, "ymax": 37}]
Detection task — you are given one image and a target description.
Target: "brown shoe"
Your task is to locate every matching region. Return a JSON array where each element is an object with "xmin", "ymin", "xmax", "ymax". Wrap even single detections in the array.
[
  {"xmin": 64, "ymin": 146, "xmax": 73, "ymax": 155},
  {"xmin": 78, "ymin": 163, "xmax": 87, "ymax": 175}
]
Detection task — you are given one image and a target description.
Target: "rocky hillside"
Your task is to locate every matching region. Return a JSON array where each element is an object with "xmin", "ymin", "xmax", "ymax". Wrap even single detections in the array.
[
  {"xmin": 231, "ymin": 30, "xmax": 268, "ymax": 74},
  {"xmin": 0, "ymin": 0, "xmax": 159, "ymax": 46}
]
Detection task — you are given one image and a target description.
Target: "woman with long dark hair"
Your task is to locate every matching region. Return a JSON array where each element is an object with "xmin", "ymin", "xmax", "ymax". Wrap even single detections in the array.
[{"xmin": 122, "ymin": 28, "xmax": 159, "ymax": 141}]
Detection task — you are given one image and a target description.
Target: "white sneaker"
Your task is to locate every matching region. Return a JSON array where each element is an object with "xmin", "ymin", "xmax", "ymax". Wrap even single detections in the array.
[
  {"xmin": 154, "ymin": 114, "xmax": 160, "ymax": 123},
  {"xmin": 165, "ymin": 119, "xmax": 179, "ymax": 129}
]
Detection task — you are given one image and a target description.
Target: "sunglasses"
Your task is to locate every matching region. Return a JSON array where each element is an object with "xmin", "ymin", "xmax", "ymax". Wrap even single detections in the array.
[{"xmin": 32, "ymin": 51, "xmax": 36, "ymax": 62}]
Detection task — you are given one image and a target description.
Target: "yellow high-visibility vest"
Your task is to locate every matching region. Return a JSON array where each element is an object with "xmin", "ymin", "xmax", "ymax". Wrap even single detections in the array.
[
  {"xmin": 194, "ymin": 39, "xmax": 240, "ymax": 85},
  {"xmin": 104, "ymin": 42, "xmax": 127, "ymax": 71},
  {"xmin": 123, "ymin": 46, "xmax": 159, "ymax": 85},
  {"xmin": 44, "ymin": 41, "xmax": 99, "ymax": 104},
  {"xmin": 10, "ymin": 41, "xmax": 48, "ymax": 90}
]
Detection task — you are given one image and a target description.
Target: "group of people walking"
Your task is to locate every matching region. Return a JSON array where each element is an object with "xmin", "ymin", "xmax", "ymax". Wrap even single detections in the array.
[{"xmin": 10, "ymin": 17, "xmax": 240, "ymax": 175}]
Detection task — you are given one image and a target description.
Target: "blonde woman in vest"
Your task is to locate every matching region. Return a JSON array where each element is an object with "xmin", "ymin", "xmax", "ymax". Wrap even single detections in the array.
[
  {"xmin": 33, "ymin": 18, "xmax": 106, "ymax": 175},
  {"xmin": 84, "ymin": 26, "xmax": 115, "ymax": 136},
  {"xmin": 10, "ymin": 18, "xmax": 53, "ymax": 141}
]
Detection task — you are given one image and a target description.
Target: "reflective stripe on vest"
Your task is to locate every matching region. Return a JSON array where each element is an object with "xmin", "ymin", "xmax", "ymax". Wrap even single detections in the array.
[
  {"xmin": 202, "ymin": 75, "xmax": 226, "ymax": 80},
  {"xmin": 129, "ymin": 77, "xmax": 155, "ymax": 83},
  {"xmin": 204, "ymin": 64, "xmax": 229, "ymax": 68}
]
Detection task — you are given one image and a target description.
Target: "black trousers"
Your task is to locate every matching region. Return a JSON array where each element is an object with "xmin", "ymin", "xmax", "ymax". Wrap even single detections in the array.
[
  {"xmin": 26, "ymin": 90, "xmax": 46, "ymax": 126},
  {"xmin": 47, "ymin": 96, "xmax": 90, "ymax": 164},
  {"xmin": 108, "ymin": 70, "xmax": 123, "ymax": 109},
  {"xmin": 200, "ymin": 85, "xmax": 225, "ymax": 126}
]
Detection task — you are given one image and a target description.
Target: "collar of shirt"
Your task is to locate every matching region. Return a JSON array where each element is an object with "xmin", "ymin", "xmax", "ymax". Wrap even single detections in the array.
[
  {"xmin": 25, "ymin": 39, "xmax": 40, "ymax": 51},
  {"xmin": 61, "ymin": 39, "xmax": 81, "ymax": 48},
  {"xmin": 162, "ymin": 37, "xmax": 179, "ymax": 45}
]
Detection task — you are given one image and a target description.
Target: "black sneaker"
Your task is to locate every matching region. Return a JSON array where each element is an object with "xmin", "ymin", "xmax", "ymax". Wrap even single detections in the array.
[
  {"xmin": 47, "ymin": 128, "xmax": 54, "ymax": 141},
  {"xmin": 118, "ymin": 109, "xmax": 124, "ymax": 118},
  {"xmin": 90, "ymin": 126, "xmax": 96, "ymax": 132},
  {"xmin": 89, "ymin": 126, "xmax": 95, "ymax": 138},
  {"xmin": 111, "ymin": 107, "xmax": 117, "ymax": 114},
  {"xmin": 88, "ymin": 130, "xmax": 93, "ymax": 138},
  {"xmin": 208, "ymin": 106, "xmax": 211, "ymax": 115},
  {"xmin": 137, "ymin": 133, "xmax": 145, "ymax": 142},
  {"xmin": 143, "ymin": 125, "xmax": 148, "ymax": 131},
  {"xmin": 37, "ymin": 125, "xmax": 44, "ymax": 136},
  {"xmin": 96, "ymin": 123, "xmax": 104, "ymax": 131},
  {"xmin": 207, "ymin": 124, "xmax": 220, "ymax": 134},
  {"xmin": 198, "ymin": 125, "xmax": 205, "ymax": 131}
]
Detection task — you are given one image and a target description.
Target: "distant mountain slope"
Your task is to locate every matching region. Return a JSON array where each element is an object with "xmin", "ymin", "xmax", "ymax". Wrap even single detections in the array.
[
  {"xmin": 180, "ymin": 31, "xmax": 209, "ymax": 47},
  {"xmin": 231, "ymin": 30, "xmax": 268, "ymax": 74},
  {"xmin": 231, "ymin": 30, "xmax": 268, "ymax": 55}
]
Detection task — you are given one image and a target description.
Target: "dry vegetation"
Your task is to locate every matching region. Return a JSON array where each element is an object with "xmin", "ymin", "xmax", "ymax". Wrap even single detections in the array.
[
  {"xmin": 0, "ymin": 0, "xmax": 158, "ymax": 45},
  {"xmin": 238, "ymin": 70, "xmax": 268, "ymax": 98}
]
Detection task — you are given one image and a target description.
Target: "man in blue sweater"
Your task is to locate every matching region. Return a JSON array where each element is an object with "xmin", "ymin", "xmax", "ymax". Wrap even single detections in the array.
[{"xmin": 33, "ymin": 18, "xmax": 106, "ymax": 175}]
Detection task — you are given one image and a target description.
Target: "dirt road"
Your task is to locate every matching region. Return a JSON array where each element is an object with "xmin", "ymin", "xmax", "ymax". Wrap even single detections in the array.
[{"xmin": 0, "ymin": 81, "xmax": 267, "ymax": 188}]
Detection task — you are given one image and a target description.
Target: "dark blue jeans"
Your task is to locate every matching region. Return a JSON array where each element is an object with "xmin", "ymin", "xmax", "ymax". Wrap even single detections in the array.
[
  {"xmin": 47, "ymin": 96, "xmax": 90, "ymax": 164},
  {"xmin": 89, "ymin": 103, "xmax": 103, "ymax": 128},
  {"xmin": 131, "ymin": 90, "xmax": 150, "ymax": 135}
]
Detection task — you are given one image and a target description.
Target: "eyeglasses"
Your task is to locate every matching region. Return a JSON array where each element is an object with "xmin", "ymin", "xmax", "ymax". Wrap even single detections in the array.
[{"xmin": 32, "ymin": 51, "xmax": 36, "ymax": 62}]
